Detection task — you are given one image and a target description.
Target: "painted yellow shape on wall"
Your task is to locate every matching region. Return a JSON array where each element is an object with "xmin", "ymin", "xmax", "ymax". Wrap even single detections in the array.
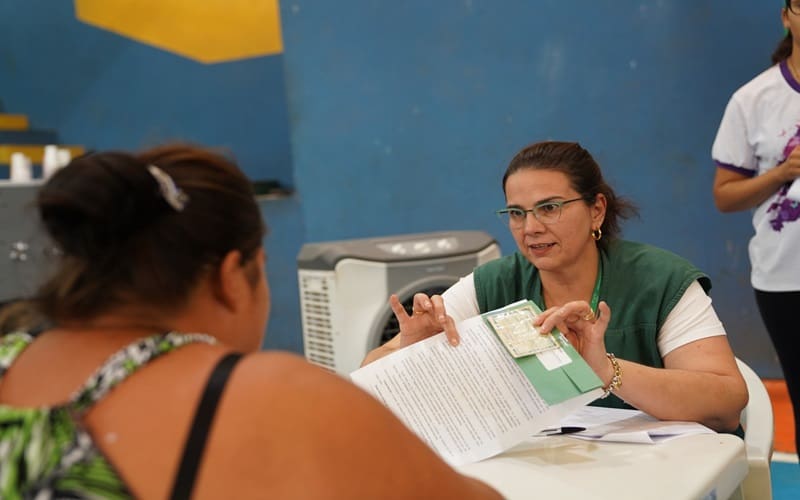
[
  {"xmin": 0, "ymin": 114, "xmax": 29, "ymax": 131},
  {"xmin": 75, "ymin": 0, "xmax": 283, "ymax": 63}
]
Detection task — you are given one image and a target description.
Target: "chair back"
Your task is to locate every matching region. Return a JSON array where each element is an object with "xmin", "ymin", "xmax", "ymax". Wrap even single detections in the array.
[{"xmin": 736, "ymin": 357, "xmax": 774, "ymax": 500}]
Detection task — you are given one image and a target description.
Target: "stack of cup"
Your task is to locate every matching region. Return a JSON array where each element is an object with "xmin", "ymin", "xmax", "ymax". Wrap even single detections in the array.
[
  {"xmin": 6, "ymin": 145, "xmax": 72, "ymax": 183},
  {"xmin": 9, "ymin": 152, "xmax": 33, "ymax": 182},
  {"xmin": 42, "ymin": 145, "xmax": 60, "ymax": 179},
  {"xmin": 56, "ymin": 148, "xmax": 72, "ymax": 168},
  {"xmin": 43, "ymin": 144, "xmax": 71, "ymax": 179}
]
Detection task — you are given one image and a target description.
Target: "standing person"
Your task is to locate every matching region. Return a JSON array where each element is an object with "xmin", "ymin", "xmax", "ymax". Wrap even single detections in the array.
[
  {"xmin": 0, "ymin": 145, "xmax": 500, "ymax": 499},
  {"xmin": 365, "ymin": 140, "xmax": 748, "ymax": 433},
  {"xmin": 712, "ymin": 0, "xmax": 800, "ymax": 455}
]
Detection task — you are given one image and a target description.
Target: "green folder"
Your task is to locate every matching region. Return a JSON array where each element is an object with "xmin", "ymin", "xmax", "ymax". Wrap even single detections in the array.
[{"xmin": 482, "ymin": 300, "xmax": 603, "ymax": 405}]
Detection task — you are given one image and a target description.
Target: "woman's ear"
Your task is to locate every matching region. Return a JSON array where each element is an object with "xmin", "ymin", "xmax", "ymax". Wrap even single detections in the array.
[
  {"xmin": 592, "ymin": 193, "xmax": 608, "ymax": 228},
  {"xmin": 212, "ymin": 250, "xmax": 247, "ymax": 312}
]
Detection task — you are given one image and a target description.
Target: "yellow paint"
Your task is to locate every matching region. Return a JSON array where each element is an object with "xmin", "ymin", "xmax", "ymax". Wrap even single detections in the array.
[
  {"xmin": 75, "ymin": 0, "xmax": 283, "ymax": 64},
  {"xmin": 0, "ymin": 145, "xmax": 85, "ymax": 164},
  {"xmin": 0, "ymin": 114, "xmax": 30, "ymax": 131}
]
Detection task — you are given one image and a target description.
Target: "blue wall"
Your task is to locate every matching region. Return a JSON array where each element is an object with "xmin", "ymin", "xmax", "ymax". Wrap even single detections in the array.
[
  {"xmin": 280, "ymin": 0, "xmax": 786, "ymax": 377},
  {"xmin": 1, "ymin": 1, "xmax": 788, "ymax": 377},
  {"xmin": 0, "ymin": 1, "xmax": 302, "ymax": 354}
]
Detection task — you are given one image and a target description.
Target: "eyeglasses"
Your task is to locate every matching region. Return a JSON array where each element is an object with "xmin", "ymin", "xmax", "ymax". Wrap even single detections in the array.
[
  {"xmin": 789, "ymin": 1, "xmax": 800, "ymax": 15},
  {"xmin": 496, "ymin": 197, "xmax": 586, "ymax": 227}
]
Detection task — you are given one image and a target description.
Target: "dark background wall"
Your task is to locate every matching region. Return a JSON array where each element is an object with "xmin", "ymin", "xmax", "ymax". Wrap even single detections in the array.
[{"xmin": 0, "ymin": 1, "xmax": 787, "ymax": 377}]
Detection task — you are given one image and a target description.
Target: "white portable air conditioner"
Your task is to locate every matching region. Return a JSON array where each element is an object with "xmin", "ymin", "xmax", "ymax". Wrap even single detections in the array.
[{"xmin": 297, "ymin": 230, "xmax": 501, "ymax": 375}]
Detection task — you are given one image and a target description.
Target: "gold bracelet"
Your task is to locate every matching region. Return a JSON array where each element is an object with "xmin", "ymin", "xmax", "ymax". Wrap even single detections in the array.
[{"xmin": 600, "ymin": 352, "xmax": 622, "ymax": 399}]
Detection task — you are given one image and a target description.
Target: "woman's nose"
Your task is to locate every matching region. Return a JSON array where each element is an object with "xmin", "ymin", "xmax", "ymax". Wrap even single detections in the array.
[{"xmin": 522, "ymin": 211, "xmax": 546, "ymax": 232}]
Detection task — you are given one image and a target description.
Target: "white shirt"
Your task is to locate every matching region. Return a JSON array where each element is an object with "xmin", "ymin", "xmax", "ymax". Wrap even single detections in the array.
[{"xmin": 712, "ymin": 61, "xmax": 800, "ymax": 291}]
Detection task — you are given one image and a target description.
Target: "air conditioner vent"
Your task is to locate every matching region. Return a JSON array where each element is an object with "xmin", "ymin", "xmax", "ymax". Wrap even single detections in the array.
[{"xmin": 299, "ymin": 271, "xmax": 336, "ymax": 370}]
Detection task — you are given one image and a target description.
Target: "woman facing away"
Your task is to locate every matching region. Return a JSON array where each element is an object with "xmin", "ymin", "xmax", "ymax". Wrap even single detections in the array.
[
  {"xmin": 365, "ymin": 140, "xmax": 748, "ymax": 433},
  {"xmin": 0, "ymin": 145, "xmax": 500, "ymax": 499},
  {"xmin": 712, "ymin": 0, "xmax": 800, "ymax": 455}
]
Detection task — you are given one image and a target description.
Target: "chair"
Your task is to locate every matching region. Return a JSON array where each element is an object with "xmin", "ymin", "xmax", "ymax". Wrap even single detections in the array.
[{"xmin": 736, "ymin": 357, "xmax": 774, "ymax": 500}]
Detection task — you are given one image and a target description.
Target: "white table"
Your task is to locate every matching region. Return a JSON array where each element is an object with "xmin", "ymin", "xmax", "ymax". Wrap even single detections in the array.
[{"xmin": 456, "ymin": 433, "xmax": 748, "ymax": 500}]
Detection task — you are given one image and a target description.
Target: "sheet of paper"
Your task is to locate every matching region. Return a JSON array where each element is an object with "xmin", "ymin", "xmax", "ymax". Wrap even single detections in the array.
[
  {"xmin": 350, "ymin": 314, "xmax": 603, "ymax": 466},
  {"xmin": 558, "ymin": 406, "xmax": 716, "ymax": 444}
]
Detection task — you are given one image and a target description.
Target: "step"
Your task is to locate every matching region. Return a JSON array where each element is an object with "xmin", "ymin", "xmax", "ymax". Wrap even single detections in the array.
[
  {"xmin": 0, "ymin": 129, "xmax": 58, "ymax": 145},
  {"xmin": 0, "ymin": 114, "xmax": 29, "ymax": 131},
  {"xmin": 0, "ymin": 144, "xmax": 85, "ymax": 165}
]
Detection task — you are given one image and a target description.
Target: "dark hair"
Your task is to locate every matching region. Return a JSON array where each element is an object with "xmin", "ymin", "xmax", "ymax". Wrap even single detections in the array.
[
  {"xmin": 0, "ymin": 299, "xmax": 49, "ymax": 336},
  {"xmin": 502, "ymin": 141, "xmax": 638, "ymax": 249},
  {"xmin": 773, "ymin": 2, "xmax": 794, "ymax": 64},
  {"xmin": 35, "ymin": 144, "xmax": 266, "ymax": 323},
  {"xmin": 772, "ymin": 33, "xmax": 793, "ymax": 64}
]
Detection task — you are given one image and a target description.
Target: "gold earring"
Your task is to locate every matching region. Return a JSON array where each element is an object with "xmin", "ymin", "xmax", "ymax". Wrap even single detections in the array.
[{"xmin": 591, "ymin": 228, "xmax": 602, "ymax": 241}]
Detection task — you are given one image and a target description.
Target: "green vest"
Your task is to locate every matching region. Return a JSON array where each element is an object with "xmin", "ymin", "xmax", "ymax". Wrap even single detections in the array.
[{"xmin": 473, "ymin": 239, "xmax": 710, "ymax": 409}]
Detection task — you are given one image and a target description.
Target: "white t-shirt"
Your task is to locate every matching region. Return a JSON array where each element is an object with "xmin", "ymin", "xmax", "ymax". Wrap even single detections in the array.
[
  {"xmin": 712, "ymin": 61, "xmax": 800, "ymax": 291},
  {"xmin": 443, "ymin": 274, "xmax": 725, "ymax": 358}
]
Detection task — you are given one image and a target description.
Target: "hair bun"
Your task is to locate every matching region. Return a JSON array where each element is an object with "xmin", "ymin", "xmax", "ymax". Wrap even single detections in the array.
[{"xmin": 37, "ymin": 152, "xmax": 170, "ymax": 259}]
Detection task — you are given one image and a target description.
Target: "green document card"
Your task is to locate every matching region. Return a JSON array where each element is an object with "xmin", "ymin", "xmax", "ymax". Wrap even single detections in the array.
[{"xmin": 482, "ymin": 300, "xmax": 603, "ymax": 405}]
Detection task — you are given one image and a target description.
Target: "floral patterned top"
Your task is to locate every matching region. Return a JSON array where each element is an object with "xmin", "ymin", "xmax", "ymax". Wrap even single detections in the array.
[{"xmin": 0, "ymin": 331, "xmax": 216, "ymax": 499}]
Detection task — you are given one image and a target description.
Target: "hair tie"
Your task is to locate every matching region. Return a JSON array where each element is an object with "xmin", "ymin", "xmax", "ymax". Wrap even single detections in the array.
[{"xmin": 147, "ymin": 165, "xmax": 189, "ymax": 211}]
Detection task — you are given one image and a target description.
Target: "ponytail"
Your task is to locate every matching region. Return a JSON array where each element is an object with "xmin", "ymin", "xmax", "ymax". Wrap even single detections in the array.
[{"xmin": 772, "ymin": 32, "xmax": 793, "ymax": 65}]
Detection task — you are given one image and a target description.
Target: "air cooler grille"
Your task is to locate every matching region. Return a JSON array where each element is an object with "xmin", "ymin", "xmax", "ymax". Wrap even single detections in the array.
[{"xmin": 299, "ymin": 273, "xmax": 336, "ymax": 370}]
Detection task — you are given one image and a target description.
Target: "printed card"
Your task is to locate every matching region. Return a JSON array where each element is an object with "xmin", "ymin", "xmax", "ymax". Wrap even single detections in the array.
[{"xmin": 483, "ymin": 302, "xmax": 559, "ymax": 358}]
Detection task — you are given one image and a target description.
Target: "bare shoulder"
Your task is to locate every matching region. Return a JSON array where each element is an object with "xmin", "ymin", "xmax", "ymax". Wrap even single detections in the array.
[
  {"xmin": 233, "ymin": 350, "xmax": 347, "ymax": 386},
  {"xmin": 220, "ymin": 350, "xmax": 417, "ymax": 439},
  {"xmin": 224, "ymin": 351, "xmax": 371, "ymax": 408},
  {"xmin": 196, "ymin": 351, "xmax": 500, "ymax": 499}
]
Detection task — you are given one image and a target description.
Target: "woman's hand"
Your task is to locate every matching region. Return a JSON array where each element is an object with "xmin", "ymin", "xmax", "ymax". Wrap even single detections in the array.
[
  {"xmin": 389, "ymin": 293, "xmax": 460, "ymax": 347},
  {"xmin": 713, "ymin": 146, "xmax": 800, "ymax": 212},
  {"xmin": 361, "ymin": 293, "xmax": 460, "ymax": 366},
  {"xmin": 776, "ymin": 145, "xmax": 800, "ymax": 183},
  {"xmin": 533, "ymin": 300, "xmax": 613, "ymax": 384}
]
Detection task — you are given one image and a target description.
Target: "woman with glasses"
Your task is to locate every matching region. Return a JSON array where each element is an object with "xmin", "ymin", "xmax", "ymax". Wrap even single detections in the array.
[
  {"xmin": 365, "ymin": 140, "xmax": 747, "ymax": 434},
  {"xmin": 712, "ymin": 0, "xmax": 800, "ymax": 454}
]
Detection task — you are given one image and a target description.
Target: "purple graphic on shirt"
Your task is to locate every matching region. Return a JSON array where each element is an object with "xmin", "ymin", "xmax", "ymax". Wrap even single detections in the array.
[{"xmin": 767, "ymin": 127, "xmax": 800, "ymax": 231}]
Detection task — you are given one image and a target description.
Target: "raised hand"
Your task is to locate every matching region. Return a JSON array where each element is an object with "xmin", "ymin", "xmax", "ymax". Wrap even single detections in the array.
[{"xmin": 389, "ymin": 292, "xmax": 461, "ymax": 348}]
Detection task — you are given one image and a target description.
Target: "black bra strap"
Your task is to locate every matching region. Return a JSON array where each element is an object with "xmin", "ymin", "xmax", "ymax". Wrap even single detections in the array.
[{"xmin": 170, "ymin": 352, "xmax": 243, "ymax": 500}]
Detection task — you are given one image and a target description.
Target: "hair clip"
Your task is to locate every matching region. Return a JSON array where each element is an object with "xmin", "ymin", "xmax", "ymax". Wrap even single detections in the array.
[{"xmin": 147, "ymin": 164, "xmax": 189, "ymax": 212}]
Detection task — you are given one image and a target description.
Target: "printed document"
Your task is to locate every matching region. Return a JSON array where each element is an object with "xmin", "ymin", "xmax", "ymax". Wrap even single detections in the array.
[
  {"xmin": 350, "ymin": 300, "xmax": 605, "ymax": 466},
  {"xmin": 559, "ymin": 406, "xmax": 716, "ymax": 444}
]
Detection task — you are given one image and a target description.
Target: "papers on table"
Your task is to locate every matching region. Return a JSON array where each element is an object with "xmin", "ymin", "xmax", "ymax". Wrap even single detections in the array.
[
  {"xmin": 350, "ymin": 300, "xmax": 604, "ymax": 466},
  {"xmin": 557, "ymin": 406, "xmax": 716, "ymax": 444}
]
